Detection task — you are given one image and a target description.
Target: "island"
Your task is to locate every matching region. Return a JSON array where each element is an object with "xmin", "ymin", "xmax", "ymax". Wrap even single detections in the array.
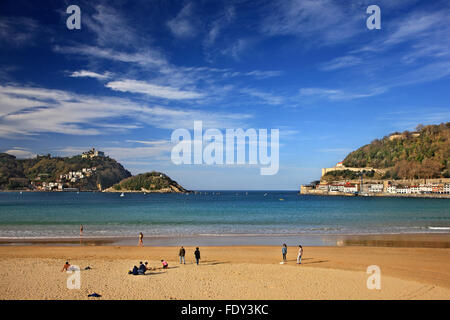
[{"xmin": 104, "ymin": 171, "xmax": 189, "ymax": 193}]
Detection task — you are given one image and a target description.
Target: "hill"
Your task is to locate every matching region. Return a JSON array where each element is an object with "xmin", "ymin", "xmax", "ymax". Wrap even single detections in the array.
[
  {"xmin": 341, "ymin": 122, "xmax": 450, "ymax": 180},
  {"xmin": 0, "ymin": 152, "xmax": 131, "ymax": 190},
  {"xmin": 107, "ymin": 171, "xmax": 189, "ymax": 193}
]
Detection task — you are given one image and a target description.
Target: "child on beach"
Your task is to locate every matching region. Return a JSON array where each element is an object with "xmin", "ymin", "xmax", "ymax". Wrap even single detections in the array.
[
  {"xmin": 282, "ymin": 244, "xmax": 287, "ymax": 263},
  {"xmin": 297, "ymin": 245, "xmax": 303, "ymax": 264},
  {"xmin": 161, "ymin": 260, "xmax": 168, "ymax": 269},
  {"xmin": 194, "ymin": 247, "xmax": 201, "ymax": 265}
]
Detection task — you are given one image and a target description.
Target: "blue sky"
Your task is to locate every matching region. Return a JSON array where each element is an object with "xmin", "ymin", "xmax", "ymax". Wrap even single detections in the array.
[{"xmin": 0, "ymin": 0, "xmax": 449, "ymax": 190}]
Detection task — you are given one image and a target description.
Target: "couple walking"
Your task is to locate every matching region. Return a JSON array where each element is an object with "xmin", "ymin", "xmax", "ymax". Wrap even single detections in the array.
[
  {"xmin": 282, "ymin": 243, "xmax": 303, "ymax": 264},
  {"xmin": 179, "ymin": 246, "xmax": 201, "ymax": 265}
]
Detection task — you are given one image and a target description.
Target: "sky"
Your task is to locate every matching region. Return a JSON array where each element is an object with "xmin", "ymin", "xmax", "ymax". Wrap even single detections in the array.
[{"xmin": 0, "ymin": 0, "xmax": 450, "ymax": 190}]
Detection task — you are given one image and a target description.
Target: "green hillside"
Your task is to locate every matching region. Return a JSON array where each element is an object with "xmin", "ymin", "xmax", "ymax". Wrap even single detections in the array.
[
  {"xmin": 0, "ymin": 153, "xmax": 131, "ymax": 190},
  {"xmin": 342, "ymin": 122, "xmax": 450, "ymax": 179},
  {"xmin": 110, "ymin": 171, "xmax": 188, "ymax": 193}
]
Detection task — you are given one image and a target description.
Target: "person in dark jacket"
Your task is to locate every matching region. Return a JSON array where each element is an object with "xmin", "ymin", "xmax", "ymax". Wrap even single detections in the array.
[
  {"xmin": 179, "ymin": 246, "xmax": 186, "ymax": 264},
  {"xmin": 194, "ymin": 247, "xmax": 201, "ymax": 265},
  {"xmin": 138, "ymin": 261, "xmax": 146, "ymax": 274},
  {"xmin": 131, "ymin": 265, "xmax": 138, "ymax": 275}
]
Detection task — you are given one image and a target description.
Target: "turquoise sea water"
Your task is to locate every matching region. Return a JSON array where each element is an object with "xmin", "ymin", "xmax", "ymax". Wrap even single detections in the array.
[{"xmin": 0, "ymin": 191, "xmax": 449, "ymax": 239}]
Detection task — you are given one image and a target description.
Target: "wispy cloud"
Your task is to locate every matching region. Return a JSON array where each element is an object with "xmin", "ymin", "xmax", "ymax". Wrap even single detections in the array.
[
  {"xmin": 105, "ymin": 79, "xmax": 204, "ymax": 100},
  {"xmin": 69, "ymin": 70, "xmax": 111, "ymax": 80},
  {"xmin": 54, "ymin": 45, "xmax": 168, "ymax": 68},
  {"xmin": 260, "ymin": 0, "xmax": 362, "ymax": 45},
  {"xmin": 0, "ymin": 17, "xmax": 41, "ymax": 47},
  {"xmin": 319, "ymin": 55, "xmax": 363, "ymax": 71},
  {"xmin": 83, "ymin": 4, "xmax": 139, "ymax": 47},
  {"xmin": 0, "ymin": 84, "xmax": 252, "ymax": 137},
  {"xmin": 299, "ymin": 87, "xmax": 386, "ymax": 100},
  {"xmin": 204, "ymin": 5, "xmax": 235, "ymax": 47},
  {"xmin": 241, "ymin": 88, "xmax": 284, "ymax": 105},
  {"xmin": 167, "ymin": 3, "xmax": 197, "ymax": 39}
]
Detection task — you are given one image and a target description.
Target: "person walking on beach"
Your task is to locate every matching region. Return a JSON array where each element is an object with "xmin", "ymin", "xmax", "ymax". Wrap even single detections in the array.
[
  {"xmin": 297, "ymin": 245, "xmax": 303, "ymax": 264},
  {"xmin": 282, "ymin": 243, "xmax": 287, "ymax": 263},
  {"xmin": 138, "ymin": 232, "xmax": 144, "ymax": 247},
  {"xmin": 179, "ymin": 246, "xmax": 186, "ymax": 264},
  {"xmin": 80, "ymin": 225, "xmax": 83, "ymax": 237},
  {"xmin": 194, "ymin": 247, "xmax": 201, "ymax": 265}
]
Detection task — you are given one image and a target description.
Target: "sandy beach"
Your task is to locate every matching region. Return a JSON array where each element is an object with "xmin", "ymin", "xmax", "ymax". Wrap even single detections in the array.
[{"xmin": 1, "ymin": 244, "xmax": 449, "ymax": 300}]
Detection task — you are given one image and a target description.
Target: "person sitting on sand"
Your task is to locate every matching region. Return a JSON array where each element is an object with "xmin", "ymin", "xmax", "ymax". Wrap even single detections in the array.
[
  {"xmin": 131, "ymin": 265, "xmax": 138, "ymax": 275},
  {"xmin": 61, "ymin": 261, "xmax": 71, "ymax": 272},
  {"xmin": 144, "ymin": 261, "xmax": 151, "ymax": 271},
  {"xmin": 138, "ymin": 261, "xmax": 146, "ymax": 275},
  {"xmin": 161, "ymin": 260, "xmax": 168, "ymax": 269}
]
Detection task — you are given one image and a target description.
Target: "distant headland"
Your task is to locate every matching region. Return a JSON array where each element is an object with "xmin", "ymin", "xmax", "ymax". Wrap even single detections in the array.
[
  {"xmin": 301, "ymin": 122, "xmax": 450, "ymax": 198},
  {"xmin": 0, "ymin": 148, "xmax": 188, "ymax": 193}
]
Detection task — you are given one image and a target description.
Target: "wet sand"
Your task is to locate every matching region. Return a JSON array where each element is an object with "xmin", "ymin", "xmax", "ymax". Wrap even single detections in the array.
[
  {"xmin": 0, "ymin": 244, "xmax": 449, "ymax": 299},
  {"xmin": 1, "ymin": 232, "xmax": 449, "ymax": 247}
]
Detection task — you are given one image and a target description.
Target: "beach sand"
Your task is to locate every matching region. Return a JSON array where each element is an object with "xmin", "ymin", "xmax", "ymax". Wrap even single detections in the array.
[{"xmin": 1, "ymin": 245, "xmax": 449, "ymax": 300}]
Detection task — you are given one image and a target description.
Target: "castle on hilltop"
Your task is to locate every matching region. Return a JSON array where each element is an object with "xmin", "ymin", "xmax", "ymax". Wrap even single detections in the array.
[
  {"xmin": 82, "ymin": 148, "xmax": 105, "ymax": 159},
  {"xmin": 321, "ymin": 161, "xmax": 385, "ymax": 177}
]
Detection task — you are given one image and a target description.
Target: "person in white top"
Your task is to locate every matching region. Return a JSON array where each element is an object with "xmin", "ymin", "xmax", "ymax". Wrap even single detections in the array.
[{"xmin": 297, "ymin": 245, "xmax": 303, "ymax": 264}]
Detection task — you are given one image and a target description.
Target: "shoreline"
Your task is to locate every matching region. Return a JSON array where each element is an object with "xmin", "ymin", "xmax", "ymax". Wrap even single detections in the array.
[
  {"xmin": 300, "ymin": 190, "xmax": 450, "ymax": 199},
  {"xmin": 1, "ymin": 232, "xmax": 449, "ymax": 248},
  {"xmin": 3, "ymin": 189, "xmax": 450, "ymax": 199}
]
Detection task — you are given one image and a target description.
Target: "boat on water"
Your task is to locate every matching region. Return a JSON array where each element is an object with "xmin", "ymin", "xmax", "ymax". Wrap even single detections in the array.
[{"xmin": 120, "ymin": 192, "xmax": 125, "ymax": 197}]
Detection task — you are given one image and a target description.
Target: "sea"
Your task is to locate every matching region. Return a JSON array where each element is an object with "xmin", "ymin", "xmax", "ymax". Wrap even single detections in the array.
[{"xmin": 0, "ymin": 191, "xmax": 449, "ymax": 245}]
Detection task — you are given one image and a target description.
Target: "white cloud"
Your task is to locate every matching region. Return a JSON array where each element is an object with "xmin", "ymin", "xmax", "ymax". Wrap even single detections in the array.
[
  {"xmin": 69, "ymin": 70, "xmax": 111, "ymax": 80},
  {"xmin": 4, "ymin": 148, "xmax": 36, "ymax": 159},
  {"xmin": 105, "ymin": 79, "xmax": 204, "ymax": 100}
]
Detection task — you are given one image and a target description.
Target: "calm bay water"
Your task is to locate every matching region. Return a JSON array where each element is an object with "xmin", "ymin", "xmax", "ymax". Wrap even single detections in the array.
[{"xmin": 0, "ymin": 191, "xmax": 449, "ymax": 239}]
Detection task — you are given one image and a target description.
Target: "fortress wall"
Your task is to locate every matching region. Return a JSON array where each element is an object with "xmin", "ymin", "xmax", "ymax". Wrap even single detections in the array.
[{"xmin": 321, "ymin": 167, "xmax": 386, "ymax": 176}]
